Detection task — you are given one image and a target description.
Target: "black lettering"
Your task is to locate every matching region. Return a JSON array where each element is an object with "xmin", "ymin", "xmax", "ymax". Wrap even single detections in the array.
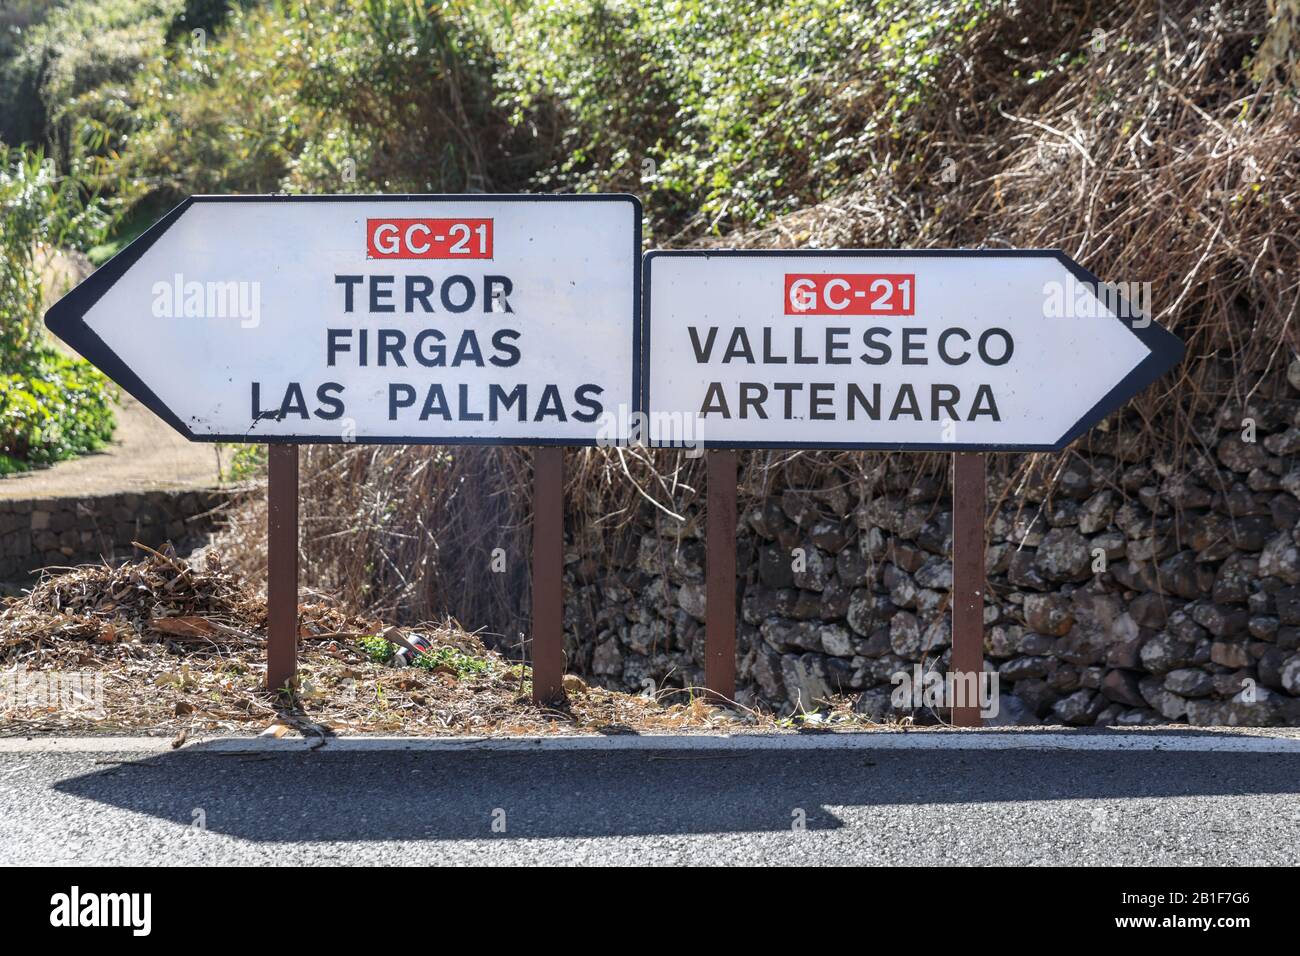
[
  {"xmin": 901, "ymin": 327, "xmax": 927, "ymax": 365},
  {"xmin": 369, "ymin": 275, "xmax": 395, "ymax": 313},
  {"xmin": 774, "ymin": 382, "xmax": 801, "ymax": 418},
  {"xmin": 573, "ymin": 384, "xmax": 603, "ymax": 423},
  {"xmin": 490, "ymin": 384, "xmax": 527, "ymax": 421},
  {"xmin": 413, "ymin": 329, "xmax": 445, "ymax": 366},
  {"xmin": 326, "ymin": 328, "xmax": 351, "ymax": 366},
  {"xmin": 490, "ymin": 329, "xmax": 521, "ymax": 367},
  {"xmin": 419, "ymin": 385, "xmax": 450, "ymax": 420},
  {"xmin": 700, "ymin": 382, "xmax": 730, "ymax": 417},
  {"xmin": 938, "ymin": 328, "xmax": 970, "ymax": 365},
  {"xmin": 740, "ymin": 383, "xmax": 769, "ymax": 419},
  {"xmin": 762, "ymin": 328, "xmax": 787, "ymax": 364},
  {"xmin": 334, "ymin": 275, "xmax": 363, "ymax": 312},
  {"xmin": 458, "ymin": 383, "xmax": 483, "ymax": 421},
  {"xmin": 688, "ymin": 326, "xmax": 719, "ymax": 363},
  {"xmin": 251, "ymin": 381, "xmax": 272, "ymax": 420},
  {"xmin": 452, "ymin": 330, "xmax": 484, "ymax": 366},
  {"xmin": 378, "ymin": 329, "xmax": 406, "ymax": 367},
  {"xmin": 969, "ymin": 384, "xmax": 1001, "ymax": 420},
  {"xmin": 793, "ymin": 327, "xmax": 816, "ymax": 364},
  {"xmin": 810, "ymin": 383, "xmax": 835, "ymax": 420},
  {"xmin": 484, "ymin": 275, "xmax": 513, "ymax": 313},
  {"xmin": 535, "ymin": 384, "xmax": 567, "ymax": 421},
  {"xmin": 280, "ymin": 382, "xmax": 309, "ymax": 419},
  {"xmin": 389, "ymin": 383, "xmax": 417, "ymax": 419},
  {"xmin": 723, "ymin": 327, "xmax": 754, "ymax": 363},
  {"xmin": 826, "ymin": 328, "xmax": 851, "ymax": 364},
  {"xmin": 931, "ymin": 384, "xmax": 960, "ymax": 421},
  {"xmin": 405, "ymin": 275, "xmax": 436, "ymax": 313},
  {"xmin": 889, "ymin": 384, "xmax": 921, "ymax": 420},
  {"xmin": 440, "ymin": 275, "xmax": 475, "ymax": 313},
  {"xmin": 862, "ymin": 328, "xmax": 892, "ymax": 364},
  {"xmin": 979, "ymin": 328, "xmax": 1014, "ymax": 366},
  {"xmin": 315, "ymin": 382, "xmax": 344, "ymax": 420},
  {"xmin": 847, "ymin": 383, "xmax": 880, "ymax": 420}
]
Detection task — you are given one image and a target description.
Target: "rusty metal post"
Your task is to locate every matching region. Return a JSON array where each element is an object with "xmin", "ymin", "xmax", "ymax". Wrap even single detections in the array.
[
  {"xmin": 951, "ymin": 452, "xmax": 986, "ymax": 727},
  {"xmin": 705, "ymin": 449, "xmax": 738, "ymax": 702},
  {"xmin": 266, "ymin": 444, "xmax": 299, "ymax": 691},
  {"xmin": 531, "ymin": 446, "xmax": 565, "ymax": 705}
]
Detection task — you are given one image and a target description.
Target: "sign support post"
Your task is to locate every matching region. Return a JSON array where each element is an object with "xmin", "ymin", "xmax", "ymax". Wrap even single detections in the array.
[
  {"xmin": 266, "ymin": 444, "xmax": 299, "ymax": 691},
  {"xmin": 705, "ymin": 449, "xmax": 738, "ymax": 702},
  {"xmin": 951, "ymin": 452, "xmax": 985, "ymax": 727},
  {"xmin": 531, "ymin": 446, "xmax": 565, "ymax": 705}
]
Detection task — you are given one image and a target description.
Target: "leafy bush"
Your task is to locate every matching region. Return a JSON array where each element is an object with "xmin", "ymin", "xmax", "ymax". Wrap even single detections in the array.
[
  {"xmin": 0, "ymin": 146, "xmax": 116, "ymax": 470},
  {"xmin": 66, "ymin": 0, "xmax": 521, "ymax": 212},
  {"xmin": 0, "ymin": 0, "xmax": 179, "ymax": 153},
  {"xmin": 495, "ymin": 0, "xmax": 989, "ymax": 240},
  {"xmin": 65, "ymin": 2, "xmax": 310, "ymax": 209},
  {"xmin": 287, "ymin": 0, "xmax": 519, "ymax": 193},
  {"xmin": 0, "ymin": 350, "xmax": 116, "ymax": 472}
]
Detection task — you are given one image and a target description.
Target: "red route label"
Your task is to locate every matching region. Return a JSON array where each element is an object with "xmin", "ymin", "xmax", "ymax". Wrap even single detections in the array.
[
  {"xmin": 784, "ymin": 273, "xmax": 915, "ymax": 316},
  {"xmin": 367, "ymin": 218, "xmax": 493, "ymax": 259}
]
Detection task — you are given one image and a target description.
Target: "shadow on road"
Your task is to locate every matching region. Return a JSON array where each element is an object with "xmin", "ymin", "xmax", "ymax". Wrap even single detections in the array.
[{"xmin": 50, "ymin": 739, "xmax": 1300, "ymax": 842}]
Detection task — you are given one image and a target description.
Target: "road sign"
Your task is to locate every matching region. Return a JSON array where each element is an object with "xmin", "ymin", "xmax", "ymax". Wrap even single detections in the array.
[
  {"xmin": 643, "ymin": 250, "xmax": 1184, "ymax": 451},
  {"xmin": 46, "ymin": 194, "xmax": 641, "ymax": 445}
]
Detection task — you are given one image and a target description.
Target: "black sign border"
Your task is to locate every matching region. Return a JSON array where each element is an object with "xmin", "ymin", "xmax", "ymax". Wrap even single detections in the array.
[
  {"xmin": 641, "ymin": 248, "xmax": 1185, "ymax": 452},
  {"xmin": 45, "ymin": 193, "xmax": 643, "ymax": 447}
]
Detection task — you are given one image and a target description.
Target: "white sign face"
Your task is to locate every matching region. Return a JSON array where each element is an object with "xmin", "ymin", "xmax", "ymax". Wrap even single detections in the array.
[
  {"xmin": 47, "ymin": 195, "xmax": 640, "ymax": 445},
  {"xmin": 643, "ymin": 250, "xmax": 1183, "ymax": 451}
]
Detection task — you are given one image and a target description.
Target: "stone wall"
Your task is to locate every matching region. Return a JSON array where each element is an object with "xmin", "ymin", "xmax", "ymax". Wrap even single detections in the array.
[
  {"xmin": 0, "ymin": 490, "xmax": 227, "ymax": 581},
  {"xmin": 561, "ymin": 396, "xmax": 1300, "ymax": 726}
]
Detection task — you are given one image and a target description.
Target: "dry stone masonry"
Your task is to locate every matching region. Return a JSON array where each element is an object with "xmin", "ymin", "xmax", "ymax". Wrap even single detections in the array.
[
  {"xmin": 562, "ymin": 384, "xmax": 1300, "ymax": 726},
  {"xmin": 0, "ymin": 490, "xmax": 226, "ymax": 582}
]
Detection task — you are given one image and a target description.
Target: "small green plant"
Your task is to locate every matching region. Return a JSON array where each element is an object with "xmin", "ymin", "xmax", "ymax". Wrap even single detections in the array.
[
  {"xmin": 412, "ymin": 644, "xmax": 492, "ymax": 678},
  {"xmin": 358, "ymin": 634, "xmax": 394, "ymax": 664},
  {"xmin": 218, "ymin": 443, "xmax": 267, "ymax": 482}
]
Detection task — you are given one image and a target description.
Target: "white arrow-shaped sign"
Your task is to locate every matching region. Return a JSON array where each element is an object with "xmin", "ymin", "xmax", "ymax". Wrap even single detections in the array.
[
  {"xmin": 46, "ymin": 194, "xmax": 641, "ymax": 445},
  {"xmin": 642, "ymin": 250, "xmax": 1183, "ymax": 451}
]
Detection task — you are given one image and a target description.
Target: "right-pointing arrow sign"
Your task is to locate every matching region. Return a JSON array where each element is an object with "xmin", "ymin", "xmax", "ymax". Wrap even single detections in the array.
[{"xmin": 643, "ymin": 249, "xmax": 1184, "ymax": 451}]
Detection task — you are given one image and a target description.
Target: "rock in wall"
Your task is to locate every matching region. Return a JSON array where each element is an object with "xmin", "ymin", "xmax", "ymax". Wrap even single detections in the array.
[{"xmin": 0, "ymin": 490, "xmax": 227, "ymax": 582}]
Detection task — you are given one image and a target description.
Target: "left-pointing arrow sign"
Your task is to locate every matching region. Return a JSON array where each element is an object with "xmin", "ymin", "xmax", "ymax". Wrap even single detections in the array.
[{"xmin": 45, "ymin": 194, "xmax": 642, "ymax": 445}]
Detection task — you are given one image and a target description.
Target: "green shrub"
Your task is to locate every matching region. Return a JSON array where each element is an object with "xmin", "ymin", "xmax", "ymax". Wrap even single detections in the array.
[
  {"xmin": 0, "ymin": 146, "xmax": 117, "ymax": 470},
  {"xmin": 0, "ymin": 349, "xmax": 117, "ymax": 470},
  {"xmin": 65, "ymin": 0, "xmax": 520, "ymax": 213},
  {"xmin": 0, "ymin": 146, "xmax": 109, "ymax": 357},
  {"xmin": 287, "ymin": 0, "xmax": 516, "ymax": 193},
  {"xmin": 495, "ymin": 0, "xmax": 990, "ymax": 240},
  {"xmin": 0, "ymin": 0, "xmax": 179, "ymax": 153},
  {"xmin": 65, "ymin": 2, "xmax": 309, "ymax": 210},
  {"xmin": 15, "ymin": 0, "xmax": 995, "ymax": 242}
]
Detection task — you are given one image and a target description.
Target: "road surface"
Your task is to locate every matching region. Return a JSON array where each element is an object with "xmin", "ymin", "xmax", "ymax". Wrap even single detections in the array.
[{"xmin": 2, "ymin": 733, "xmax": 1298, "ymax": 866}]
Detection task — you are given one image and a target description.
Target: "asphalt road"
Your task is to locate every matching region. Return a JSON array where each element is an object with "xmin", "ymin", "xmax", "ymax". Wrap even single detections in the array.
[{"xmin": 2, "ymin": 734, "xmax": 1299, "ymax": 865}]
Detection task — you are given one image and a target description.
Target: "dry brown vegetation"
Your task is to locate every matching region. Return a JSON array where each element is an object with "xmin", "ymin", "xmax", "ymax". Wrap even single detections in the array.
[{"xmin": 1, "ymin": 547, "xmax": 825, "ymax": 735}]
